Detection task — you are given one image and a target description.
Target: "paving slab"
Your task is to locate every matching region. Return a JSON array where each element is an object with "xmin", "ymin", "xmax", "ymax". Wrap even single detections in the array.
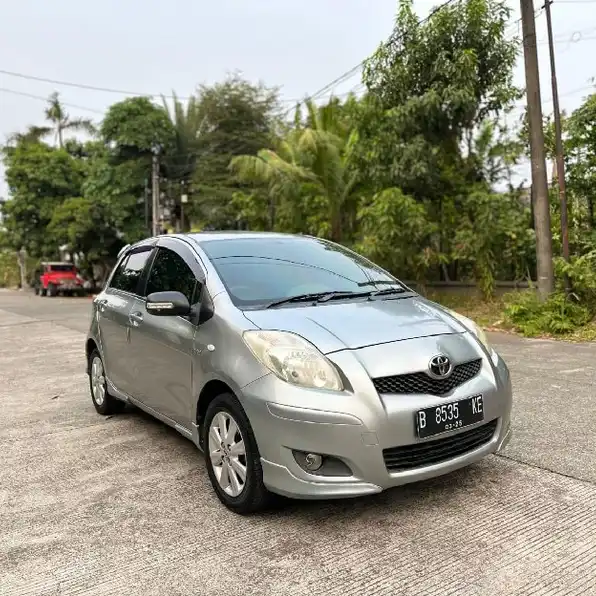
[{"xmin": 0, "ymin": 292, "xmax": 595, "ymax": 595}]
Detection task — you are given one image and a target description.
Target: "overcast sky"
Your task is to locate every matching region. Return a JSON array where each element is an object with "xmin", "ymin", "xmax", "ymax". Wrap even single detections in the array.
[{"xmin": 1, "ymin": 0, "xmax": 595, "ymax": 198}]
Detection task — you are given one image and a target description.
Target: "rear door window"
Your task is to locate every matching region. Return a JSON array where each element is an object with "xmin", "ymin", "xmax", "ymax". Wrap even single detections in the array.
[{"xmin": 110, "ymin": 250, "xmax": 153, "ymax": 295}]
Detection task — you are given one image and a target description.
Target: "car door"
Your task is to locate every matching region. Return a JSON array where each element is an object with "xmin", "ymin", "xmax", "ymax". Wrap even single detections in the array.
[
  {"xmin": 127, "ymin": 239, "xmax": 203, "ymax": 427},
  {"xmin": 97, "ymin": 246, "xmax": 155, "ymax": 397}
]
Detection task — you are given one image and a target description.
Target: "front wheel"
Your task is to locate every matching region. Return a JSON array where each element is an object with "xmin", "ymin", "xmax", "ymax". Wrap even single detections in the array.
[
  {"xmin": 88, "ymin": 350, "xmax": 126, "ymax": 415},
  {"xmin": 47, "ymin": 283, "xmax": 57, "ymax": 297},
  {"xmin": 203, "ymin": 393, "xmax": 271, "ymax": 515}
]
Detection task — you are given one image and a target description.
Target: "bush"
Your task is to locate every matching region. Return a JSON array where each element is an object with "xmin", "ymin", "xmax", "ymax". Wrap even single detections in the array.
[
  {"xmin": 503, "ymin": 250, "xmax": 596, "ymax": 337},
  {"xmin": 504, "ymin": 290, "xmax": 592, "ymax": 336}
]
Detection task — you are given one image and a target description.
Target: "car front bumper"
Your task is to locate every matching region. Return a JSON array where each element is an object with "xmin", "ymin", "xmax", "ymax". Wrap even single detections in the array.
[{"xmin": 240, "ymin": 338, "xmax": 513, "ymax": 500}]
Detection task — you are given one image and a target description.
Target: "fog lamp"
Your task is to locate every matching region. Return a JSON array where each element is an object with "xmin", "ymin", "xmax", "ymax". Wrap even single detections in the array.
[{"xmin": 304, "ymin": 453, "xmax": 323, "ymax": 471}]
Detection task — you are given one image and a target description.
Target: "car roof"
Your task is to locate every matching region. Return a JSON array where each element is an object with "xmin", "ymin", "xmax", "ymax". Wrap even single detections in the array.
[
  {"xmin": 127, "ymin": 231, "xmax": 316, "ymax": 253},
  {"xmin": 184, "ymin": 231, "xmax": 310, "ymax": 246},
  {"xmin": 41, "ymin": 261, "xmax": 75, "ymax": 266}
]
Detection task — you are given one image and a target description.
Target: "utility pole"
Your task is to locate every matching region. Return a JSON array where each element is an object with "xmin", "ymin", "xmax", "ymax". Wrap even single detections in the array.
[
  {"xmin": 180, "ymin": 180, "xmax": 189, "ymax": 233},
  {"xmin": 544, "ymin": 0, "xmax": 570, "ymax": 264},
  {"xmin": 151, "ymin": 146, "xmax": 161, "ymax": 236},
  {"xmin": 520, "ymin": 0, "xmax": 555, "ymax": 299},
  {"xmin": 144, "ymin": 177, "xmax": 150, "ymax": 236}
]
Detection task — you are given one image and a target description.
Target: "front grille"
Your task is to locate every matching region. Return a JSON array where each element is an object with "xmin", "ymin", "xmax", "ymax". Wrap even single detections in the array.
[
  {"xmin": 383, "ymin": 419, "xmax": 498, "ymax": 472},
  {"xmin": 372, "ymin": 359, "xmax": 482, "ymax": 396}
]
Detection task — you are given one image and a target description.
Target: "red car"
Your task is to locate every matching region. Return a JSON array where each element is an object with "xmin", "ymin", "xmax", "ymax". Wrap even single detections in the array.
[{"xmin": 33, "ymin": 262, "xmax": 86, "ymax": 297}]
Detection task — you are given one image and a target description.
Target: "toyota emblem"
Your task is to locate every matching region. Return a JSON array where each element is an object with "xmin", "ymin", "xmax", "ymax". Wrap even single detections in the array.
[{"xmin": 428, "ymin": 354, "xmax": 452, "ymax": 379}]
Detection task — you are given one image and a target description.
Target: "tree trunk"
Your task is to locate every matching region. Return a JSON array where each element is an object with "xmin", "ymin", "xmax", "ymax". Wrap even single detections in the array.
[
  {"xmin": 269, "ymin": 194, "xmax": 276, "ymax": 231},
  {"xmin": 330, "ymin": 204, "xmax": 342, "ymax": 242},
  {"xmin": 16, "ymin": 248, "xmax": 28, "ymax": 289}
]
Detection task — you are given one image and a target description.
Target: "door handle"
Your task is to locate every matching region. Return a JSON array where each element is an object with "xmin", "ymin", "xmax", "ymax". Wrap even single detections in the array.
[
  {"xmin": 95, "ymin": 298, "xmax": 108, "ymax": 312},
  {"xmin": 129, "ymin": 311, "xmax": 144, "ymax": 326}
]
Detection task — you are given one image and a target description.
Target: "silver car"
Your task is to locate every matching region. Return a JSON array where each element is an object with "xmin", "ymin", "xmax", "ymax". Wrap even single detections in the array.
[{"xmin": 86, "ymin": 232, "xmax": 512, "ymax": 514}]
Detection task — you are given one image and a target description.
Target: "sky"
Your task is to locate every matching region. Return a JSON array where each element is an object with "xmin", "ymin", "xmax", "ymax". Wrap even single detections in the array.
[{"xmin": 1, "ymin": 0, "xmax": 596, "ymax": 199}]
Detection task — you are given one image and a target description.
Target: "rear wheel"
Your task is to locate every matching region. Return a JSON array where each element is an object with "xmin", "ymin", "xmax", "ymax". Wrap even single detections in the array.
[
  {"xmin": 203, "ymin": 392, "xmax": 271, "ymax": 514},
  {"xmin": 88, "ymin": 350, "xmax": 126, "ymax": 415}
]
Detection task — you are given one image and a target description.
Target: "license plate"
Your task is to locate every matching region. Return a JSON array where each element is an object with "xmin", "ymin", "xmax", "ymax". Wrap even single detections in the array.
[{"xmin": 415, "ymin": 395, "xmax": 484, "ymax": 439}]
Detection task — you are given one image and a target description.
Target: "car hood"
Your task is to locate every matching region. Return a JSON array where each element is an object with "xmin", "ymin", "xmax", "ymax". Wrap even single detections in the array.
[{"xmin": 242, "ymin": 296, "xmax": 465, "ymax": 354}]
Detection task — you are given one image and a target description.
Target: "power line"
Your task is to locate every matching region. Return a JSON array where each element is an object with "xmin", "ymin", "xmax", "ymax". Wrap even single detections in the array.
[
  {"xmin": 0, "ymin": 0, "xmax": 466, "ymax": 120},
  {"xmin": 0, "ymin": 87, "xmax": 104, "ymax": 114},
  {"xmin": 0, "ymin": 67, "xmax": 334, "ymax": 106},
  {"xmin": 0, "ymin": 69, "xmax": 194, "ymax": 101},
  {"xmin": 283, "ymin": 0, "xmax": 461, "ymax": 117}
]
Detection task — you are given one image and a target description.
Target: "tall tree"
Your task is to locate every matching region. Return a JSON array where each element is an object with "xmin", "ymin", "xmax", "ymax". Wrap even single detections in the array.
[
  {"xmin": 230, "ymin": 99, "xmax": 361, "ymax": 242},
  {"xmin": 85, "ymin": 97, "xmax": 176, "ymax": 242},
  {"xmin": 43, "ymin": 92, "xmax": 96, "ymax": 148},
  {"xmin": 1, "ymin": 140, "xmax": 85, "ymax": 256},
  {"xmin": 191, "ymin": 73, "xmax": 281, "ymax": 228},
  {"xmin": 359, "ymin": 0, "xmax": 519, "ymax": 197},
  {"xmin": 161, "ymin": 91, "xmax": 206, "ymax": 183}
]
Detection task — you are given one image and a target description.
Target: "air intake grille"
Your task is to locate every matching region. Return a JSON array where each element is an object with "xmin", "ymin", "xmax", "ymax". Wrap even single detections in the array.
[
  {"xmin": 383, "ymin": 419, "xmax": 498, "ymax": 472},
  {"xmin": 372, "ymin": 359, "xmax": 482, "ymax": 396}
]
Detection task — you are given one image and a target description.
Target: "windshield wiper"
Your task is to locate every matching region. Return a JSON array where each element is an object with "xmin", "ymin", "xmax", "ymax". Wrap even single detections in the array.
[
  {"xmin": 266, "ymin": 291, "xmax": 369, "ymax": 308},
  {"xmin": 357, "ymin": 280, "xmax": 405, "ymax": 288},
  {"xmin": 266, "ymin": 286, "xmax": 409, "ymax": 309},
  {"xmin": 266, "ymin": 292, "xmax": 339, "ymax": 308},
  {"xmin": 369, "ymin": 287, "xmax": 408, "ymax": 297}
]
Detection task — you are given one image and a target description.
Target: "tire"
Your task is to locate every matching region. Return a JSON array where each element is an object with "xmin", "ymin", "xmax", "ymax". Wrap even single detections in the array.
[
  {"xmin": 40, "ymin": 287, "xmax": 47, "ymax": 297},
  {"xmin": 88, "ymin": 350, "xmax": 126, "ymax": 415},
  {"xmin": 203, "ymin": 392, "xmax": 271, "ymax": 514},
  {"xmin": 47, "ymin": 283, "xmax": 57, "ymax": 297}
]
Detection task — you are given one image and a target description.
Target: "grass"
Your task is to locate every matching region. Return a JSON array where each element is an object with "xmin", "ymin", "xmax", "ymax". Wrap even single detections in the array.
[{"xmin": 425, "ymin": 290, "xmax": 596, "ymax": 342}]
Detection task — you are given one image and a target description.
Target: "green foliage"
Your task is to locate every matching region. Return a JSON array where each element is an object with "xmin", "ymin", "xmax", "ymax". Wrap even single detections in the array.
[
  {"xmin": 190, "ymin": 74, "xmax": 281, "ymax": 228},
  {"xmin": 101, "ymin": 97, "xmax": 175, "ymax": 154},
  {"xmin": 0, "ymin": 251, "xmax": 21, "ymax": 288},
  {"xmin": 356, "ymin": 188, "xmax": 438, "ymax": 280},
  {"xmin": 451, "ymin": 186, "xmax": 535, "ymax": 298},
  {"xmin": 504, "ymin": 290, "xmax": 592, "ymax": 336},
  {"xmin": 556, "ymin": 251, "xmax": 596, "ymax": 305},
  {"xmin": 47, "ymin": 196, "xmax": 123, "ymax": 277},
  {"xmin": 504, "ymin": 252, "xmax": 596, "ymax": 336},
  {"xmin": 359, "ymin": 0, "xmax": 519, "ymax": 196},
  {"xmin": 3, "ymin": 4, "xmax": 596, "ymax": 344},
  {"xmin": 231, "ymin": 99, "xmax": 363, "ymax": 242},
  {"xmin": 1, "ymin": 141, "xmax": 86, "ymax": 256}
]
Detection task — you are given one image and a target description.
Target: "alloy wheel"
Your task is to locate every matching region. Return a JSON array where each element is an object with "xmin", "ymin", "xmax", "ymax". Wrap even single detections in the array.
[
  {"xmin": 208, "ymin": 411, "xmax": 247, "ymax": 497},
  {"xmin": 90, "ymin": 356, "xmax": 106, "ymax": 406}
]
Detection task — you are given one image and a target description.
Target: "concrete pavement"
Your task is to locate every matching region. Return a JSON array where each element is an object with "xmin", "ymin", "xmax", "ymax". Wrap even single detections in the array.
[{"xmin": 1, "ymin": 290, "xmax": 595, "ymax": 595}]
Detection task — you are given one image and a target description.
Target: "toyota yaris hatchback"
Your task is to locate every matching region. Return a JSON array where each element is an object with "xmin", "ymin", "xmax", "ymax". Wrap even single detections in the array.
[{"xmin": 86, "ymin": 232, "xmax": 513, "ymax": 514}]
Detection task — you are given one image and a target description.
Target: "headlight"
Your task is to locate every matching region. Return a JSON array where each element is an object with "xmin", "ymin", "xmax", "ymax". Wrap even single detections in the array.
[
  {"xmin": 243, "ymin": 330, "xmax": 344, "ymax": 391},
  {"xmin": 447, "ymin": 310, "xmax": 499, "ymax": 364}
]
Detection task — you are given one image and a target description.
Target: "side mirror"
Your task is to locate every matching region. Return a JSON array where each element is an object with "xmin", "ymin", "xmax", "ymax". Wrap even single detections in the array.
[{"xmin": 146, "ymin": 291, "xmax": 191, "ymax": 317}]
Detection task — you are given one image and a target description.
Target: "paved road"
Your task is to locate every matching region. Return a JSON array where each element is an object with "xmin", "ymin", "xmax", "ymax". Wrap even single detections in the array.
[{"xmin": 1, "ymin": 289, "xmax": 595, "ymax": 596}]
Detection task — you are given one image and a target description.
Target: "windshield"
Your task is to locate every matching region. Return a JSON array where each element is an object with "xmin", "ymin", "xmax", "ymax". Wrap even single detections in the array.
[
  {"xmin": 48, "ymin": 265, "xmax": 76, "ymax": 273},
  {"xmin": 200, "ymin": 236, "xmax": 407, "ymax": 308}
]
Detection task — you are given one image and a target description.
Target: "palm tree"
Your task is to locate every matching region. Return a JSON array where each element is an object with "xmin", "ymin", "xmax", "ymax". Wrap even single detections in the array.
[
  {"xmin": 6, "ymin": 125, "xmax": 52, "ymax": 146},
  {"xmin": 44, "ymin": 92, "xmax": 96, "ymax": 148},
  {"xmin": 161, "ymin": 91, "xmax": 207, "ymax": 181},
  {"xmin": 230, "ymin": 99, "xmax": 360, "ymax": 241}
]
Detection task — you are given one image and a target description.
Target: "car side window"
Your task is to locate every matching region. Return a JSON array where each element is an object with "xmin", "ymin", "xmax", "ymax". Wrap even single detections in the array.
[
  {"xmin": 110, "ymin": 250, "xmax": 152, "ymax": 295},
  {"xmin": 145, "ymin": 247, "xmax": 199, "ymax": 305}
]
